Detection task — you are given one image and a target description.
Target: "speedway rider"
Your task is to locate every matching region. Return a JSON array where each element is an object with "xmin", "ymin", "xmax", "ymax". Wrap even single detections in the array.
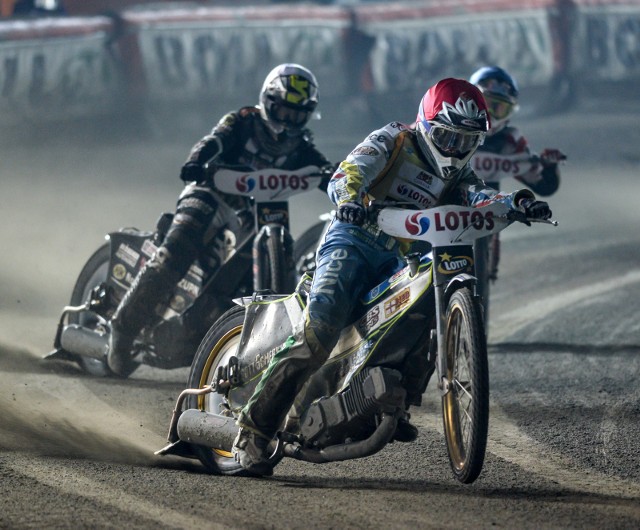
[
  {"xmin": 232, "ymin": 78, "xmax": 553, "ymax": 476},
  {"xmin": 469, "ymin": 66, "xmax": 565, "ymax": 280},
  {"xmin": 107, "ymin": 63, "xmax": 332, "ymax": 376}
]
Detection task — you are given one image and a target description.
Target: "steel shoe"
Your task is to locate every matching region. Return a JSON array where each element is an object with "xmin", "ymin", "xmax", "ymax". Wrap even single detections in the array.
[{"xmin": 232, "ymin": 428, "xmax": 274, "ymax": 477}]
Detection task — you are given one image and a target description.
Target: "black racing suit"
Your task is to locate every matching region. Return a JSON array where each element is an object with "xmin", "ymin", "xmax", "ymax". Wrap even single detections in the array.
[{"xmin": 109, "ymin": 106, "xmax": 331, "ymax": 370}]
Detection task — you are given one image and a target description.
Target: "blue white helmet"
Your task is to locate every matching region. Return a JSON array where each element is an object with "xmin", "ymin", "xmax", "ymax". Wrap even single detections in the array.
[
  {"xmin": 469, "ymin": 66, "xmax": 519, "ymax": 135},
  {"xmin": 259, "ymin": 63, "xmax": 319, "ymax": 137}
]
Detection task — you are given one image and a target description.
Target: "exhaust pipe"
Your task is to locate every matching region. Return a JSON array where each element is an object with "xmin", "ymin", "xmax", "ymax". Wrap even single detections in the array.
[
  {"xmin": 176, "ymin": 409, "xmax": 239, "ymax": 451},
  {"xmin": 60, "ymin": 324, "xmax": 109, "ymax": 360},
  {"xmin": 283, "ymin": 413, "xmax": 398, "ymax": 463}
]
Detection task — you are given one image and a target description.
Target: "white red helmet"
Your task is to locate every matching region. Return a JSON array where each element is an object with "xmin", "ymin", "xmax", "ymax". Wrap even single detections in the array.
[
  {"xmin": 259, "ymin": 63, "xmax": 319, "ymax": 137},
  {"xmin": 415, "ymin": 78, "xmax": 490, "ymax": 179}
]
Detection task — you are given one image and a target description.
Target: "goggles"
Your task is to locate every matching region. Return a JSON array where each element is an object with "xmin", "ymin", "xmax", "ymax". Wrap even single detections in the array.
[
  {"xmin": 268, "ymin": 102, "xmax": 312, "ymax": 128},
  {"xmin": 427, "ymin": 122, "xmax": 484, "ymax": 155},
  {"xmin": 484, "ymin": 94, "xmax": 517, "ymax": 121}
]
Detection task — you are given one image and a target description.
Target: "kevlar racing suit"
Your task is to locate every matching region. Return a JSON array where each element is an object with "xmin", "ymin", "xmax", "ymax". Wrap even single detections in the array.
[
  {"xmin": 237, "ymin": 121, "xmax": 535, "ymax": 440},
  {"xmin": 470, "ymin": 124, "xmax": 561, "ymax": 282},
  {"xmin": 108, "ymin": 106, "xmax": 331, "ymax": 374}
]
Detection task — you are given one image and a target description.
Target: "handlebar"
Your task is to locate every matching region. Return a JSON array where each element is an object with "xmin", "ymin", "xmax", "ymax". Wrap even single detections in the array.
[{"xmin": 505, "ymin": 209, "xmax": 558, "ymax": 226}]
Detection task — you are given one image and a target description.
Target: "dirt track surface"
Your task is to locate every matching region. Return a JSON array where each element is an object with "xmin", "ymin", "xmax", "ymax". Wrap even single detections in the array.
[{"xmin": 1, "ymin": 95, "xmax": 640, "ymax": 529}]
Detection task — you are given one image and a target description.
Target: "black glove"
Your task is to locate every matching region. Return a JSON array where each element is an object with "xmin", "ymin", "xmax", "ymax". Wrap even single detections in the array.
[
  {"xmin": 180, "ymin": 162, "xmax": 206, "ymax": 183},
  {"xmin": 336, "ymin": 201, "xmax": 366, "ymax": 225},
  {"xmin": 539, "ymin": 148, "xmax": 567, "ymax": 167},
  {"xmin": 519, "ymin": 198, "xmax": 552, "ymax": 220}
]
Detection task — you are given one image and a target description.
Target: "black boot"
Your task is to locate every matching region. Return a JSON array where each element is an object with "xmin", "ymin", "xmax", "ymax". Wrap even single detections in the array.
[
  {"xmin": 107, "ymin": 263, "xmax": 178, "ymax": 376},
  {"xmin": 393, "ymin": 415, "xmax": 419, "ymax": 443}
]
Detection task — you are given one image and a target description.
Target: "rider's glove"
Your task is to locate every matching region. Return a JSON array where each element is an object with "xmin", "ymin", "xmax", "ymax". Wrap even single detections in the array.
[
  {"xmin": 336, "ymin": 201, "xmax": 366, "ymax": 226},
  {"xmin": 539, "ymin": 148, "xmax": 566, "ymax": 167},
  {"xmin": 519, "ymin": 198, "xmax": 552, "ymax": 221},
  {"xmin": 180, "ymin": 162, "xmax": 206, "ymax": 183}
]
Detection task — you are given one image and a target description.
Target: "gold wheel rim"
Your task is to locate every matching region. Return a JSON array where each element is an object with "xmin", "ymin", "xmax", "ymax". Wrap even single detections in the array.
[
  {"xmin": 197, "ymin": 325, "xmax": 243, "ymax": 459},
  {"xmin": 443, "ymin": 303, "xmax": 466, "ymax": 471}
]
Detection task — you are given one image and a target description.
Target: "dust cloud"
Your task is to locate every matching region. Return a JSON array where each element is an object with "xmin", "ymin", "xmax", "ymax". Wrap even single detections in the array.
[{"xmin": 0, "ymin": 346, "xmax": 159, "ymax": 465}]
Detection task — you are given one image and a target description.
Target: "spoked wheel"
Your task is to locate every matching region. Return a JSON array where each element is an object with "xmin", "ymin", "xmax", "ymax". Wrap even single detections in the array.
[
  {"xmin": 441, "ymin": 287, "xmax": 489, "ymax": 484},
  {"xmin": 68, "ymin": 243, "xmax": 116, "ymax": 377},
  {"xmin": 186, "ymin": 305, "xmax": 252, "ymax": 475}
]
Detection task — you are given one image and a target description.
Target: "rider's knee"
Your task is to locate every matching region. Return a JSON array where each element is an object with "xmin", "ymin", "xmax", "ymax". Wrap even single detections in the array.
[{"xmin": 304, "ymin": 321, "xmax": 339, "ymax": 368}]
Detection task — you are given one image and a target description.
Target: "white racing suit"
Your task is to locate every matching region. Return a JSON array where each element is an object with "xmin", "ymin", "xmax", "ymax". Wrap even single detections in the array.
[{"xmin": 238, "ymin": 121, "xmax": 534, "ymax": 439}]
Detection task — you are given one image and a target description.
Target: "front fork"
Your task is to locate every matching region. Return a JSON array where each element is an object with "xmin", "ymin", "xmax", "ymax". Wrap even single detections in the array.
[
  {"xmin": 433, "ymin": 279, "xmax": 451, "ymax": 396},
  {"xmin": 431, "ymin": 244, "xmax": 476, "ymax": 397}
]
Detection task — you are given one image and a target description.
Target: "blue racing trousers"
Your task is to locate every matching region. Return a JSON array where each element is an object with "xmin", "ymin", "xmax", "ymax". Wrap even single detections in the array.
[{"xmin": 238, "ymin": 218, "xmax": 404, "ymax": 438}]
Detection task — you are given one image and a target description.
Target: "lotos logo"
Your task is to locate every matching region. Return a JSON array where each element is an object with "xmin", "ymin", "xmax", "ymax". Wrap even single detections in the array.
[
  {"xmin": 433, "ymin": 210, "xmax": 495, "ymax": 231},
  {"xmin": 473, "ymin": 155, "xmax": 521, "ymax": 176},
  {"xmin": 256, "ymin": 173, "xmax": 309, "ymax": 191},
  {"xmin": 405, "ymin": 212, "xmax": 430, "ymax": 235},
  {"xmin": 236, "ymin": 175, "xmax": 256, "ymax": 193},
  {"xmin": 397, "ymin": 184, "xmax": 433, "ymax": 208}
]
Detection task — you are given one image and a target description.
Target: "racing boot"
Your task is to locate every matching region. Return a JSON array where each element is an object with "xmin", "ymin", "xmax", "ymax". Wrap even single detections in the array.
[
  {"xmin": 232, "ymin": 427, "xmax": 274, "ymax": 477},
  {"xmin": 393, "ymin": 413, "xmax": 419, "ymax": 443},
  {"xmin": 234, "ymin": 327, "xmax": 332, "ymax": 475},
  {"xmin": 107, "ymin": 261, "xmax": 179, "ymax": 376}
]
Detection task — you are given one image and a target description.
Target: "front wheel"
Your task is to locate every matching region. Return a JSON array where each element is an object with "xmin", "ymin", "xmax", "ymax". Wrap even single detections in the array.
[
  {"xmin": 441, "ymin": 287, "xmax": 489, "ymax": 484},
  {"xmin": 186, "ymin": 305, "xmax": 248, "ymax": 475}
]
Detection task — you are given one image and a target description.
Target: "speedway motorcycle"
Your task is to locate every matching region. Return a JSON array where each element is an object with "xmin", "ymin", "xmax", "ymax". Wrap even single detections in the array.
[
  {"xmin": 48, "ymin": 165, "xmax": 325, "ymax": 377},
  {"xmin": 157, "ymin": 201, "xmax": 556, "ymax": 483}
]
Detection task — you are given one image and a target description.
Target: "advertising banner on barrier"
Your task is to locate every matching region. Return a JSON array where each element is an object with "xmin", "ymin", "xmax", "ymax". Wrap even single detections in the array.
[
  {"xmin": 120, "ymin": 6, "xmax": 351, "ymax": 104},
  {"xmin": 571, "ymin": 1, "xmax": 640, "ymax": 81},
  {"xmin": 0, "ymin": 17, "xmax": 121, "ymax": 121},
  {"xmin": 354, "ymin": 2, "xmax": 558, "ymax": 95}
]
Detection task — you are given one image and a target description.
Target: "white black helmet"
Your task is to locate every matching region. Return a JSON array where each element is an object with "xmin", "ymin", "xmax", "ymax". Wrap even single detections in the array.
[{"xmin": 259, "ymin": 63, "xmax": 319, "ymax": 136}]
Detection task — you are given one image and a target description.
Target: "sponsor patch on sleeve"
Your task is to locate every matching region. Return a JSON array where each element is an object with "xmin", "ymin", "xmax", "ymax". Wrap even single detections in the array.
[{"xmin": 350, "ymin": 146, "xmax": 380, "ymax": 157}]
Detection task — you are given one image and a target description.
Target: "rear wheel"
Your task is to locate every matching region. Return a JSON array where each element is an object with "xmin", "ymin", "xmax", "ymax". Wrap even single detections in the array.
[
  {"xmin": 186, "ymin": 306, "xmax": 248, "ymax": 474},
  {"xmin": 441, "ymin": 287, "xmax": 489, "ymax": 484},
  {"xmin": 68, "ymin": 243, "xmax": 115, "ymax": 377}
]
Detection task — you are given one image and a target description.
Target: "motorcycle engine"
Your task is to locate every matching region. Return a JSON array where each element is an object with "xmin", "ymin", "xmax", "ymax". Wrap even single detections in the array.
[{"xmin": 298, "ymin": 366, "xmax": 406, "ymax": 449}]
